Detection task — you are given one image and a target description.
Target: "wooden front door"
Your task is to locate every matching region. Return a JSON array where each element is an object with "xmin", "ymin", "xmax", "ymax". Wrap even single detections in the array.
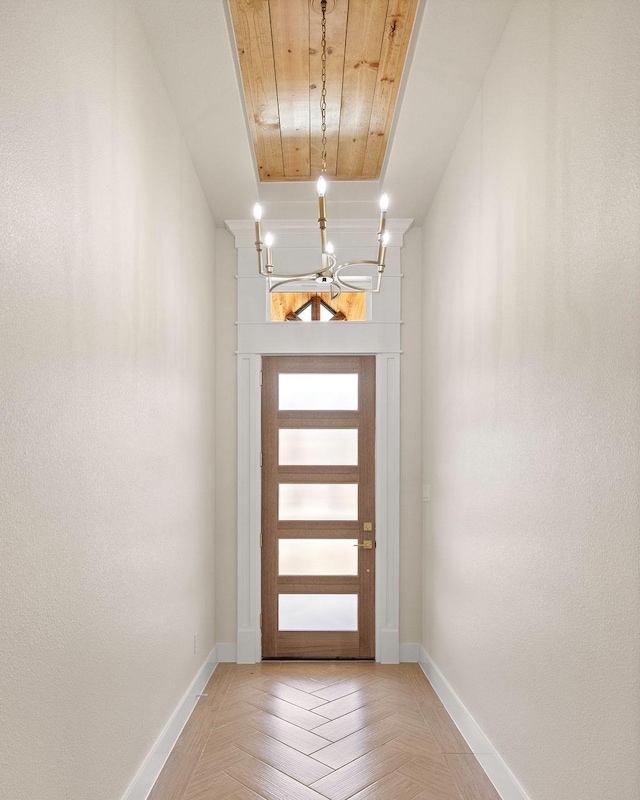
[{"xmin": 261, "ymin": 356, "xmax": 376, "ymax": 659}]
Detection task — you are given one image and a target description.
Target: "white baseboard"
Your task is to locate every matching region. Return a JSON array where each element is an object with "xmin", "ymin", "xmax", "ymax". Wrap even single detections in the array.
[
  {"xmin": 122, "ymin": 646, "xmax": 218, "ymax": 800},
  {"xmin": 399, "ymin": 642, "xmax": 420, "ymax": 662},
  {"xmin": 419, "ymin": 648, "xmax": 531, "ymax": 800},
  {"xmin": 215, "ymin": 642, "xmax": 237, "ymax": 662}
]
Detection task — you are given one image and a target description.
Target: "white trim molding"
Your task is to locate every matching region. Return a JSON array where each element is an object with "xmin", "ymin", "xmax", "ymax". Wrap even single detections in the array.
[
  {"xmin": 122, "ymin": 647, "xmax": 218, "ymax": 800},
  {"xmin": 236, "ymin": 354, "xmax": 263, "ymax": 664},
  {"xmin": 375, "ymin": 353, "xmax": 401, "ymax": 663},
  {"xmin": 419, "ymin": 648, "xmax": 532, "ymax": 800},
  {"xmin": 229, "ymin": 217, "xmax": 412, "ymax": 664}
]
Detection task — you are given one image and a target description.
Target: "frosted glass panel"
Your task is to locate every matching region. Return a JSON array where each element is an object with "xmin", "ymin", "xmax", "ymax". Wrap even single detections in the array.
[
  {"xmin": 279, "ymin": 429, "xmax": 358, "ymax": 465},
  {"xmin": 279, "ymin": 594, "xmax": 358, "ymax": 631},
  {"xmin": 279, "ymin": 539, "xmax": 358, "ymax": 575},
  {"xmin": 279, "ymin": 374, "xmax": 358, "ymax": 410},
  {"xmin": 279, "ymin": 484, "xmax": 358, "ymax": 520}
]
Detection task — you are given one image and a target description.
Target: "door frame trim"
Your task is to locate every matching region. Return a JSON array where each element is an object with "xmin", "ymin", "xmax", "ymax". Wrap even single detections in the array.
[{"xmin": 236, "ymin": 352, "xmax": 400, "ymax": 663}]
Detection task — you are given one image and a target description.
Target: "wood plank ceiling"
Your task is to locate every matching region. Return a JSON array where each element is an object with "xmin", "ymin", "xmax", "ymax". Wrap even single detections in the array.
[{"xmin": 228, "ymin": 0, "xmax": 419, "ymax": 182}]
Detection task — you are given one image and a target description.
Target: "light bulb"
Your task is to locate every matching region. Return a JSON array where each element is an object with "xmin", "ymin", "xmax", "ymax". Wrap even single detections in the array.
[
  {"xmin": 253, "ymin": 203, "xmax": 263, "ymax": 221},
  {"xmin": 382, "ymin": 231, "xmax": 390, "ymax": 246},
  {"xmin": 317, "ymin": 176, "xmax": 327, "ymax": 197},
  {"xmin": 264, "ymin": 232, "xmax": 274, "ymax": 247},
  {"xmin": 379, "ymin": 193, "xmax": 389, "ymax": 212},
  {"xmin": 326, "ymin": 241, "xmax": 334, "ymax": 254}
]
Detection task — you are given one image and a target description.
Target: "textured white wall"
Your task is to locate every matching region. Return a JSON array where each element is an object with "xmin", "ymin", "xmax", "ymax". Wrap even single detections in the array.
[
  {"xmin": 0, "ymin": 2, "xmax": 217, "ymax": 799},
  {"xmin": 422, "ymin": 1, "xmax": 640, "ymax": 799}
]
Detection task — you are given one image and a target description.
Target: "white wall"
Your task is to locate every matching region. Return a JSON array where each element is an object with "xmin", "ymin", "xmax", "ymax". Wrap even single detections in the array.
[
  {"xmin": 214, "ymin": 228, "xmax": 238, "ymax": 646},
  {"xmin": 400, "ymin": 226, "xmax": 424, "ymax": 644},
  {"xmin": 0, "ymin": 2, "xmax": 217, "ymax": 799},
  {"xmin": 421, "ymin": 1, "xmax": 640, "ymax": 799}
]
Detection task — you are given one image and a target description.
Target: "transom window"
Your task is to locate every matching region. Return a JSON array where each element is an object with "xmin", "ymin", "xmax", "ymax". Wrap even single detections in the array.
[{"xmin": 270, "ymin": 292, "xmax": 365, "ymax": 321}]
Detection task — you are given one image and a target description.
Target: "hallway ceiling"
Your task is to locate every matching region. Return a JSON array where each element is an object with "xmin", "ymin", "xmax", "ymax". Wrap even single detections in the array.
[
  {"xmin": 133, "ymin": 0, "xmax": 516, "ymax": 225},
  {"xmin": 227, "ymin": 0, "xmax": 419, "ymax": 182}
]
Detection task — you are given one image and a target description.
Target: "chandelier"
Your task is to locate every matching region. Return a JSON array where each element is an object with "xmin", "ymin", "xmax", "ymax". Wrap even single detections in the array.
[{"xmin": 252, "ymin": 0, "xmax": 390, "ymax": 298}]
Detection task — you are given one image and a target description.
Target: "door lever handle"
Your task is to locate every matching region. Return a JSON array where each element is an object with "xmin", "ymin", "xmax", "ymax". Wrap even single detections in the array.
[{"xmin": 354, "ymin": 540, "xmax": 373, "ymax": 549}]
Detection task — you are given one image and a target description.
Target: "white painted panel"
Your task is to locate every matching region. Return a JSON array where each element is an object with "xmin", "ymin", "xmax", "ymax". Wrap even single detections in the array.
[{"xmin": 237, "ymin": 321, "xmax": 401, "ymax": 354}]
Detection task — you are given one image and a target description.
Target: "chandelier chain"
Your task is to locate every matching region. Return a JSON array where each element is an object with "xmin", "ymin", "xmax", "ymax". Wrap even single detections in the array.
[{"xmin": 320, "ymin": 0, "xmax": 328, "ymax": 173}]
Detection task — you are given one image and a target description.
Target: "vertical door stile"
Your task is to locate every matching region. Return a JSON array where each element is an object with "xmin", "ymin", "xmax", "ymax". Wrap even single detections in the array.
[{"xmin": 261, "ymin": 362, "xmax": 278, "ymax": 657}]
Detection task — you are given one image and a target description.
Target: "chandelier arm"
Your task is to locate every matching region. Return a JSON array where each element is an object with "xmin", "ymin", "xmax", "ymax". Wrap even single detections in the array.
[
  {"xmin": 333, "ymin": 260, "xmax": 383, "ymax": 293},
  {"xmin": 336, "ymin": 275, "xmax": 382, "ymax": 294},
  {"xmin": 267, "ymin": 269, "xmax": 327, "ymax": 281}
]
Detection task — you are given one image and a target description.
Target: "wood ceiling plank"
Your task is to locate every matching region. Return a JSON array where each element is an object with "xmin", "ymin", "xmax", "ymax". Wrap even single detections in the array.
[
  {"xmin": 336, "ymin": 0, "xmax": 390, "ymax": 179},
  {"xmin": 310, "ymin": 0, "xmax": 348, "ymax": 177},
  {"xmin": 229, "ymin": 0, "xmax": 284, "ymax": 180},
  {"xmin": 229, "ymin": 0, "xmax": 419, "ymax": 182},
  {"xmin": 362, "ymin": 0, "xmax": 419, "ymax": 178},
  {"xmin": 270, "ymin": 0, "xmax": 311, "ymax": 178}
]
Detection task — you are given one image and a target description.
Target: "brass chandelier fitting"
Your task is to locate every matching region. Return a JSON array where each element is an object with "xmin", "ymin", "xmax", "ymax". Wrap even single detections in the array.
[{"xmin": 253, "ymin": 0, "xmax": 390, "ymax": 298}]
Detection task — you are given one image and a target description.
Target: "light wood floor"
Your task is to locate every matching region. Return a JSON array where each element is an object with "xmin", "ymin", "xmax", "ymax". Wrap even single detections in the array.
[{"xmin": 148, "ymin": 662, "xmax": 500, "ymax": 800}]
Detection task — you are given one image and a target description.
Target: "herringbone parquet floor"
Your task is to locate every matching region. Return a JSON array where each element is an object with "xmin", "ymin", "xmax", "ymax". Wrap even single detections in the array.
[{"xmin": 148, "ymin": 662, "xmax": 501, "ymax": 800}]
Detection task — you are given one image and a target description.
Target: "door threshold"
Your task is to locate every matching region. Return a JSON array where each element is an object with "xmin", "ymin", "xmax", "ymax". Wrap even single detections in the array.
[{"xmin": 261, "ymin": 657, "xmax": 375, "ymax": 662}]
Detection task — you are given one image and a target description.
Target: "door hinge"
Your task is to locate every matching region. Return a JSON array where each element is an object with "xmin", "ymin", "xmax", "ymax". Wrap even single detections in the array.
[
  {"xmin": 260, "ymin": 452, "xmax": 263, "ymax": 468},
  {"xmin": 260, "ymin": 613, "xmax": 263, "ymax": 629},
  {"xmin": 260, "ymin": 533, "xmax": 263, "ymax": 547},
  {"xmin": 259, "ymin": 370, "xmax": 263, "ymax": 386}
]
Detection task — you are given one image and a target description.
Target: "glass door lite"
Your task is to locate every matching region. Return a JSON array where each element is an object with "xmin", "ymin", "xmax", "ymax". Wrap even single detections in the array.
[{"xmin": 261, "ymin": 356, "xmax": 376, "ymax": 659}]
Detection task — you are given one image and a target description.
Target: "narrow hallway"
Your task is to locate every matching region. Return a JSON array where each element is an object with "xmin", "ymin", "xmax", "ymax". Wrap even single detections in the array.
[
  {"xmin": 149, "ymin": 662, "xmax": 499, "ymax": 800},
  {"xmin": 2, "ymin": 1, "xmax": 639, "ymax": 799}
]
